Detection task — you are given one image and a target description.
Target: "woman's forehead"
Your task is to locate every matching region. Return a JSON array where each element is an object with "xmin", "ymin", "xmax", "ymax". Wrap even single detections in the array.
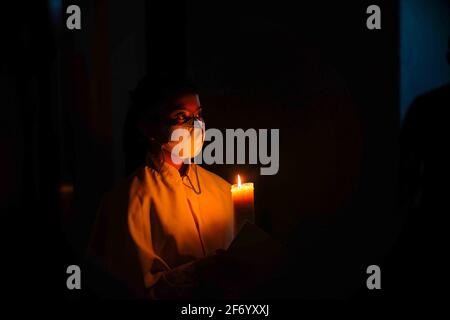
[{"xmin": 172, "ymin": 93, "xmax": 201, "ymax": 111}]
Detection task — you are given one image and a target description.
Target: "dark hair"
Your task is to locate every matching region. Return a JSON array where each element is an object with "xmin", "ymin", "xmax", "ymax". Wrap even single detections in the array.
[{"xmin": 123, "ymin": 75, "xmax": 198, "ymax": 175}]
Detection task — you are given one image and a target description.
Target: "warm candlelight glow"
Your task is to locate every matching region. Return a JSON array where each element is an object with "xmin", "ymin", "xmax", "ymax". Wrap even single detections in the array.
[{"xmin": 231, "ymin": 174, "xmax": 255, "ymax": 237}]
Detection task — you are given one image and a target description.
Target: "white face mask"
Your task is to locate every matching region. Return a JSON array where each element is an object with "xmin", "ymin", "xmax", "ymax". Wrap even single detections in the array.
[{"xmin": 162, "ymin": 119, "xmax": 205, "ymax": 163}]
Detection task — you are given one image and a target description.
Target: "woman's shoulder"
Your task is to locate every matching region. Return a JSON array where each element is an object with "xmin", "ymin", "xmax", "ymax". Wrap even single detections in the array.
[{"xmin": 102, "ymin": 166, "xmax": 147, "ymax": 202}]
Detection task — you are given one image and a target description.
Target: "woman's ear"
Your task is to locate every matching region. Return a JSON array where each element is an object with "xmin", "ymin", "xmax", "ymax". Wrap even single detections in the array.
[{"xmin": 139, "ymin": 120, "xmax": 164, "ymax": 144}]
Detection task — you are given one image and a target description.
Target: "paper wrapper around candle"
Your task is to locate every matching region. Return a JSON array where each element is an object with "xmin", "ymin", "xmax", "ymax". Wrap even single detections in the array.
[{"xmin": 231, "ymin": 175, "xmax": 255, "ymax": 237}]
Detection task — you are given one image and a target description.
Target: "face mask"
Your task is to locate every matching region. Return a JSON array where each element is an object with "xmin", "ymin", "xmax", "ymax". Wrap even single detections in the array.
[{"xmin": 162, "ymin": 119, "xmax": 205, "ymax": 163}]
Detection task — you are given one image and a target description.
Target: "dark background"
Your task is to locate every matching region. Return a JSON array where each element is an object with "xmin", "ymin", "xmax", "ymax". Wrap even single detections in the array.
[{"xmin": 1, "ymin": 0, "xmax": 449, "ymax": 302}]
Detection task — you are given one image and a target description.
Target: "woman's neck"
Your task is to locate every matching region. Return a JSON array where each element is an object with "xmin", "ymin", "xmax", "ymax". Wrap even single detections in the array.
[{"xmin": 162, "ymin": 150, "xmax": 187, "ymax": 174}]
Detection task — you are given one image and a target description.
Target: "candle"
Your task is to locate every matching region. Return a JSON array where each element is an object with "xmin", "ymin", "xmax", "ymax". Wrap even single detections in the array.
[{"xmin": 231, "ymin": 174, "xmax": 255, "ymax": 237}]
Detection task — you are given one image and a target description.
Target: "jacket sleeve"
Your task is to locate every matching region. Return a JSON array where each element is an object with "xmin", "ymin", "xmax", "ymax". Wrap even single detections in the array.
[
  {"xmin": 86, "ymin": 180, "xmax": 146, "ymax": 297},
  {"xmin": 127, "ymin": 183, "xmax": 168, "ymax": 289},
  {"xmin": 88, "ymin": 176, "xmax": 200, "ymax": 299}
]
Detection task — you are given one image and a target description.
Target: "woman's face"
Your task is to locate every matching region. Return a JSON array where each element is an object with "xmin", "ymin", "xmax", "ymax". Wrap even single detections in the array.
[
  {"xmin": 156, "ymin": 93, "xmax": 203, "ymax": 142},
  {"xmin": 165, "ymin": 93, "xmax": 203, "ymax": 125}
]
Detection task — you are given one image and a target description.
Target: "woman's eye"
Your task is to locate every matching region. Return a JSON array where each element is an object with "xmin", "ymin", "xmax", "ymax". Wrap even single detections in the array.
[{"xmin": 176, "ymin": 114, "xmax": 188, "ymax": 122}]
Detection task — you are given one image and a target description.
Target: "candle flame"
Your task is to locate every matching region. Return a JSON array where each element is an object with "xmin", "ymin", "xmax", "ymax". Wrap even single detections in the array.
[{"xmin": 237, "ymin": 174, "xmax": 241, "ymax": 187}]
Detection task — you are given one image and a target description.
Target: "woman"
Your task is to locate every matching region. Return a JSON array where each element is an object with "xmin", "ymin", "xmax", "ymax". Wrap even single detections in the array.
[{"xmin": 88, "ymin": 76, "xmax": 235, "ymax": 299}]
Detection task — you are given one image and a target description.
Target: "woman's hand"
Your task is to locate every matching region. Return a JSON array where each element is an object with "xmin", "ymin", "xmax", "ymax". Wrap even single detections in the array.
[
  {"xmin": 148, "ymin": 260, "xmax": 199, "ymax": 300},
  {"xmin": 148, "ymin": 249, "xmax": 251, "ymax": 299}
]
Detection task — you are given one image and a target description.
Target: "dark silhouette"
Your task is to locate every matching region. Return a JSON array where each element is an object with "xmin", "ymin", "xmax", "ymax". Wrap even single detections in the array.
[{"xmin": 389, "ymin": 38, "xmax": 450, "ymax": 296}]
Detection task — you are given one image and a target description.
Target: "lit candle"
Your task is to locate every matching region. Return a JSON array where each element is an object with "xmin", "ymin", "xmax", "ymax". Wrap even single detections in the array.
[{"xmin": 231, "ymin": 174, "xmax": 255, "ymax": 237}]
